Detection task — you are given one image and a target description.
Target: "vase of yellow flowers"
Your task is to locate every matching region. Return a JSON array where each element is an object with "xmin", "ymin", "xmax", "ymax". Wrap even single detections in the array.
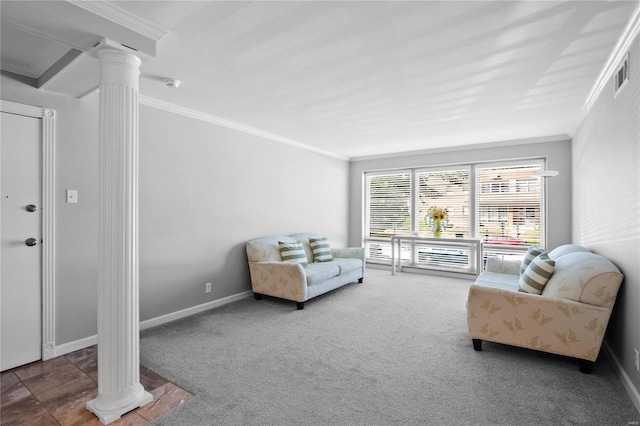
[{"xmin": 426, "ymin": 207, "xmax": 448, "ymax": 238}]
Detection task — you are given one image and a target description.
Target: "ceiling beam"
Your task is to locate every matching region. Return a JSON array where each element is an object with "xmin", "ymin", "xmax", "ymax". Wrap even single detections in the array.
[{"xmin": 1, "ymin": 0, "xmax": 167, "ymax": 98}]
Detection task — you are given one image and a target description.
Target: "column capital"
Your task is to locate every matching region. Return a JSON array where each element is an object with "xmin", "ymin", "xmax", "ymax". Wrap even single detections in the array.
[
  {"xmin": 97, "ymin": 47, "xmax": 142, "ymax": 69},
  {"xmin": 91, "ymin": 38, "xmax": 151, "ymax": 63},
  {"xmin": 95, "ymin": 41, "xmax": 142, "ymax": 88}
]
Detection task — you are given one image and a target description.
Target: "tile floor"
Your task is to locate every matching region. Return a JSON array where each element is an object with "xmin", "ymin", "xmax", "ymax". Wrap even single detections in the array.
[{"xmin": 1, "ymin": 345, "xmax": 193, "ymax": 425}]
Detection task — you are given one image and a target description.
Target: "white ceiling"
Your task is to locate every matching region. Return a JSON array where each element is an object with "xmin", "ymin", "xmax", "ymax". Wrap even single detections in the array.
[{"xmin": 1, "ymin": 1, "xmax": 637, "ymax": 159}]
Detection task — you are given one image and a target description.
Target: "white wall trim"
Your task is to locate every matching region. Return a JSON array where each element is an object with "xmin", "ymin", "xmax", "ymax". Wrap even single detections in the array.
[
  {"xmin": 139, "ymin": 290, "xmax": 253, "ymax": 330},
  {"xmin": 72, "ymin": 1, "xmax": 168, "ymax": 41},
  {"xmin": 41, "ymin": 108, "xmax": 56, "ymax": 360},
  {"xmin": 54, "ymin": 335, "xmax": 98, "ymax": 358},
  {"xmin": 0, "ymin": 100, "xmax": 44, "ymax": 118},
  {"xmin": 52, "ymin": 290, "xmax": 253, "ymax": 358},
  {"xmin": 603, "ymin": 341, "xmax": 640, "ymax": 414},
  {"xmin": 139, "ymin": 95, "xmax": 348, "ymax": 161},
  {"xmin": 577, "ymin": 2, "xmax": 640, "ymax": 132},
  {"xmin": 0, "ymin": 100, "xmax": 56, "ymax": 361},
  {"xmin": 350, "ymin": 134, "xmax": 570, "ymax": 162}
]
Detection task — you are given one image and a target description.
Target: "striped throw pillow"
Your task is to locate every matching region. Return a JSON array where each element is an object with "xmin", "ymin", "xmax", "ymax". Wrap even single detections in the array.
[
  {"xmin": 520, "ymin": 246, "xmax": 543, "ymax": 275},
  {"xmin": 518, "ymin": 253, "xmax": 555, "ymax": 294},
  {"xmin": 278, "ymin": 241, "xmax": 308, "ymax": 266},
  {"xmin": 309, "ymin": 237, "xmax": 333, "ymax": 263}
]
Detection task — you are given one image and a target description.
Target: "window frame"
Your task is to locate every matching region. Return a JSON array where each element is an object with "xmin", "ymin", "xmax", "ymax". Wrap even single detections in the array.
[
  {"xmin": 475, "ymin": 159, "xmax": 545, "ymax": 248},
  {"xmin": 414, "ymin": 165, "xmax": 471, "ymax": 238},
  {"xmin": 364, "ymin": 169, "xmax": 412, "ymax": 239},
  {"xmin": 363, "ymin": 159, "xmax": 546, "ymax": 266}
]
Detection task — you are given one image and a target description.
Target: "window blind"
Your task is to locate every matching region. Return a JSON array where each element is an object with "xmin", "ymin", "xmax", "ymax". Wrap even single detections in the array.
[
  {"xmin": 366, "ymin": 172, "xmax": 411, "ymax": 238},
  {"xmin": 417, "ymin": 168, "xmax": 470, "ymax": 238},
  {"xmin": 476, "ymin": 163, "xmax": 542, "ymax": 246}
]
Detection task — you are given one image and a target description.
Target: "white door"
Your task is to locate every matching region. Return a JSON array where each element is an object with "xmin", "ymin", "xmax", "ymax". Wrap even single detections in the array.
[{"xmin": 1, "ymin": 111, "xmax": 42, "ymax": 371}]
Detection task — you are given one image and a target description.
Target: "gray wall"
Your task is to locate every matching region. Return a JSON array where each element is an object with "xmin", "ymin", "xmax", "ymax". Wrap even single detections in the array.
[
  {"xmin": 347, "ymin": 140, "xmax": 573, "ymax": 250},
  {"xmin": 138, "ymin": 106, "xmax": 350, "ymax": 320},
  {"xmin": 573, "ymin": 34, "xmax": 639, "ymax": 395},
  {"xmin": 1, "ymin": 72, "xmax": 350, "ymax": 346}
]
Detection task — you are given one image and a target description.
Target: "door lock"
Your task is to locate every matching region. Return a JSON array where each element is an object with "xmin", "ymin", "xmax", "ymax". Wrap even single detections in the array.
[
  {"xmin": 25, "ymin": 238, "xmax": 37, "ymax": 247},
  {"xmin": 26, "ymin": 204, "xmax": 37, "ymax": 212}
]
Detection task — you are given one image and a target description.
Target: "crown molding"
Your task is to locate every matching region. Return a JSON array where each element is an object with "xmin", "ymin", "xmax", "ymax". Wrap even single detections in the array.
[
  {"xmin": 138, "ymin": 96, "xmax": 348, "ymax": 161},
  {"xmin": 577, "ymin": 1, "xmax": 640, "ymax": 131},
  {"xmin": 350, "ymin": 135, "xmax": 570, "ymax": 162},
  {"xmin": 70, "ymin": 1, "xmax": 168, "ymax": 41}
]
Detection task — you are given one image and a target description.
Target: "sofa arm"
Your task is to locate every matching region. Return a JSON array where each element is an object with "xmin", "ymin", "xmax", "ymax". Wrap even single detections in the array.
[
  {"xmin": 485, "ymin": 258, "xmax": 520, "ymax": 275},
  {"xmin": 331, "ymin": 247, "xmax": 365, "ymax": 260},
  {"xmin": 467, "ymin": 284, "xmax": 612, "ymax": 361},
  {"xmin": 248, "ymin": 261, "xmax": 307, "ymax": 302}
]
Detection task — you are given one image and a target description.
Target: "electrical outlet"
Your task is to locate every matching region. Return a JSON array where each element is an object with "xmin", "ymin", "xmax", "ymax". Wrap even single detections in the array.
[
  {"xmin": 205, "ymin": 282, "xmax": 212, "ymax": 293},
  {"xmin": 635, "ymin": 348, "xmax": 639, "ymax": 372}
]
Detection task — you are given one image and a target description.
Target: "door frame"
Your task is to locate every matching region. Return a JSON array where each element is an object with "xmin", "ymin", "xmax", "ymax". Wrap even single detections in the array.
[{"xmin": 1, "ymin": 100, "xmax": 56, "ymax": 361}]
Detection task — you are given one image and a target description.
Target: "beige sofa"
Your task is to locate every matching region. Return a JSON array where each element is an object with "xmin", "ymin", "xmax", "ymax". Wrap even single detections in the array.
[
  {"xmin": 467, "ymin": 244, "xmax": 623, "ymax": 373},
  {"xmin": 246, "ymin": 233, "xmax": 365, "ymax": 310}
]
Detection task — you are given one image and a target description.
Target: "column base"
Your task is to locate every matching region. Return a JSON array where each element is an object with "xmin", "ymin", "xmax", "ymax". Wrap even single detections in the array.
[{"xmin": 86, "ymin": 390, "xmax": 153, "ymax": 425}]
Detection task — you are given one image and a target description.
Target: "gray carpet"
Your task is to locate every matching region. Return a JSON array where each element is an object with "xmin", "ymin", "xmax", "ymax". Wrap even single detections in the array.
[{"xmin": 141, "ymin": 268, "xmax": 639, "ymax": 425}]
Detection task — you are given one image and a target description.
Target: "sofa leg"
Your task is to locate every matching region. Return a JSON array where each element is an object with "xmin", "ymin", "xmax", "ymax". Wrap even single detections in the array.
[
  {"xmin": 579, "ymin": 360, "xmax": 594, "ymax": 374},
  {"xmin": 296, "ymin": 302, "xmax": 304, "ymax": 310},
  {"xmin": 254, "ymin": 293, "xmax": 262, "ymax": 300},
  {"xmin": 472, "ymin": 339, "xmax": 482, "ymax": 351},
  {"xmin": 358, "ymin": 277, "xmax": 363, "ymax": 283}
]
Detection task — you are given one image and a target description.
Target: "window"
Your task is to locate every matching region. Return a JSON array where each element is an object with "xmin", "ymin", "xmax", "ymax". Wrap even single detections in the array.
[
  {"xmin": 417, "ymin": 168, "xmax": 469, "ymax": 238},
  {"xmin": 476, "ymin": 163, "xmax": 542, "ymax": 246},
  {"xmin": 366, "ymin": 172, "xmax": 411, "ymax": 238},
  {"xmin": 365, "ymin": 172, "xmax": 411, "ymax": 262},
  {"xmin": 364, "ymin": 160, "xmax": 544, "ymax": 265}
]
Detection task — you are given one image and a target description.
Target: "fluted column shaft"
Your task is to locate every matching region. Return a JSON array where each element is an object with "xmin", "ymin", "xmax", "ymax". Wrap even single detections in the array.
[{"xmin": 86, "ymin": 47, "xmax": 152, "ymax": 425}]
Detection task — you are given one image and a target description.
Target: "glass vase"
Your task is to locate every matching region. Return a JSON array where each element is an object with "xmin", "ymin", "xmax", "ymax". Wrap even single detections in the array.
[{"xmin": 433, "ymin": 220, "xmax": 443, "ymax": 238}]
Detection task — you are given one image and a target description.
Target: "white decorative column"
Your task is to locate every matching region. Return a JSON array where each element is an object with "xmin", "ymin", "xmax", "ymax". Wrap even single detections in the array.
[{"xmin": 86, "ymin": 45, "xmax": 153, "ymax": 425}]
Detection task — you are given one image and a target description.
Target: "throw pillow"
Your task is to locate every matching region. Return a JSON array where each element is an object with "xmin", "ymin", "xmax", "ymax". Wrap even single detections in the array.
[
  {"xmin": 278, "ymin": 241, "xmax": 308, "ymax": 266},
  {"xmin": 518, "ymin": 253, "xmax": 555, "ymax": 294},
  {"xmin": 309, "ymin": 237, "xmax": 333, "ymax": 263},
  {"xmin": 520, "ymin": 246, "xmax": 543, "ymax": 275}
]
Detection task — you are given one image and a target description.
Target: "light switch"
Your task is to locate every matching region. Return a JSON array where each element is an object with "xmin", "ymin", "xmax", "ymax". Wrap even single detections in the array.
[{"xmin": 66, "ymin": 190, "xmax": 78, "ymax": 204}]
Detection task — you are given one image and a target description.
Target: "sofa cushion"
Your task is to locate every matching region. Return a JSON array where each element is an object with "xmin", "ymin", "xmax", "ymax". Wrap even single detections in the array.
[
  {"xmin": 475, "ymin": 270, "xmax": 520, "ymax": 291},
  {"xmin": 520, "ymin": 246, "xmax": 543, "ymax": 275},
  {"xmin": 305, "ymin": 263, "xmax": 340, "ymax": 286},
  {"xmin": 519, "ymin": 253, "xmax": 555, "ymax": 294},
  {"xmin": 542, "ymin": 252, "xmax": 623, "ymax": 308},
  {"xmin": 279, "ymin": 241, "xmax": 308, "ymax": 266},
  {"xmin": 485, "ymin": 258, "xmax": 520, "ymax": 275},
  {"xmin": 331, "ymin": 258, "xmax": 363, "ymax": 275},
  {"xmin": 309, "ymin": 237, "xmax": 333, "ymax": 263},
  {"xmin": 548, "ymin": 244, "xmax": 591, "ymax": 260},
  {"xmin": 247, "ymin": 236, "xmax": 297, "ymax": 262}
]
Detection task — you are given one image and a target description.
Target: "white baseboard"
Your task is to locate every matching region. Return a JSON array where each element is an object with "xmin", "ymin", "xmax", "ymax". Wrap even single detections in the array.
[
  {"xmin": 52, "ymin": 290, "xmax": 253, "ymax": 358},
  {"xmin": 139, "ymin": 290, "xmax": 252, "ymax": 330},
  {"xmin": 603, "ymin": 341, "xmax": 640, "ymax": 414},
  {"xmin": 54, "ymin": 334, "xmax": 98, "ymax": 358}
]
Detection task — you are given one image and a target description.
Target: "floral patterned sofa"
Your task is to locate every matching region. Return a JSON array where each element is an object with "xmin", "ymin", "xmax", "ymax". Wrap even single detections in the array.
[
  {"xmin": 246, "ymin": 233, "xmax": 365, "ymax": 310},
  {"xmin": 467, "ymin": 244, "xmax": 623, "ymax": 373}
]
